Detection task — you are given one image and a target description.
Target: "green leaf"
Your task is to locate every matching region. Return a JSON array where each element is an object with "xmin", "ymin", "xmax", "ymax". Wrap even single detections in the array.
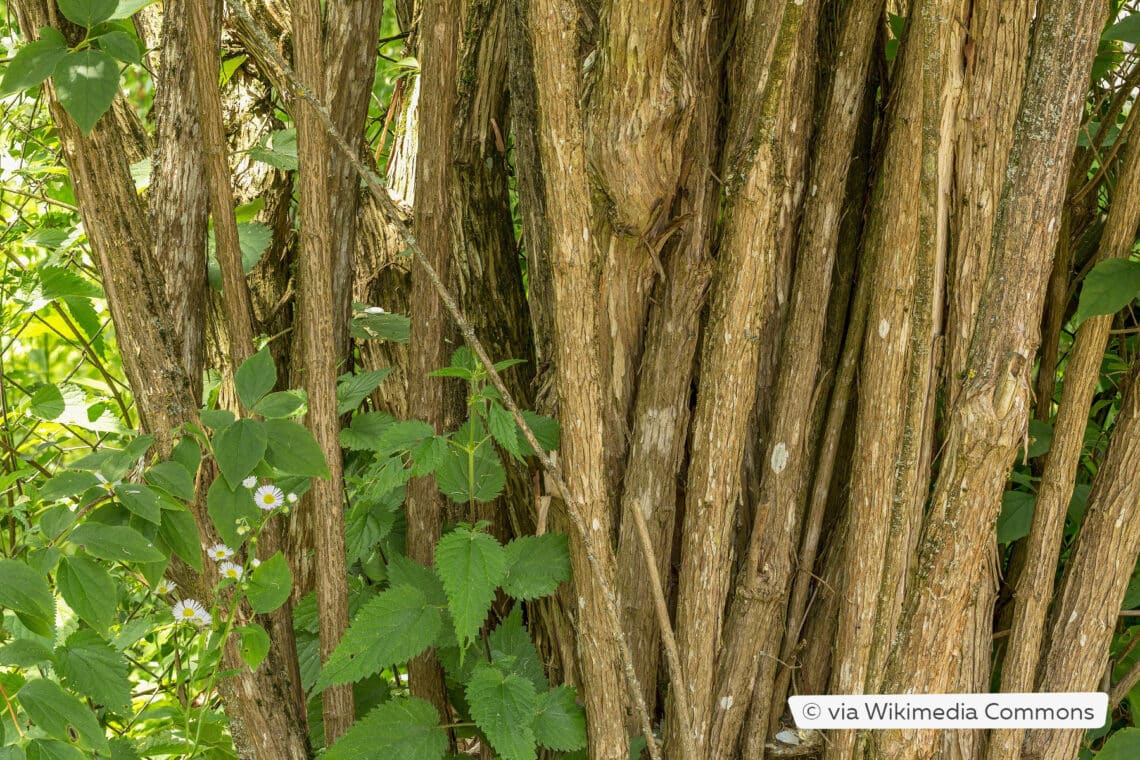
[
  {"xmin": 1097, "ymin": 727, "xmax": 1140, "ymax": 760},
  {"xmin": 0, "ymin": 559, "xmax": 55, "ymax": 636},
  {"xmin": 68, "ymin": 523, "xmax": 166, "ymax": 563},
  {"xmin": 53, "ymin": 49, "xmax": 119, "ymax": 135},
  {"xmin": 1023, "ymin": 419, "xmax": 1053, "ymax": 460},
  {"xmin": 263, "ymin": 419, "xmax": 330, "ymax": 477},
  {"xmin": 996, "ymin": 490, "xmax": 1036, "ymax": 545},
  {"xmin": 466, "ymin": 663, "xmax": 539, "ymax": 760},
  {"xmin": 109, "ymin": 0, "xmax": 156, "ymax": 18},
  {"xmin": 145, "ymin": 461, "xmax": 195, "ymax": 501},
  {"xmin": 40, "ymin": 471, "xmax": 99, "ymax": 502},
  {"xmin": 434, "ymin": 526, "xmax": 507, "ymax": 649},
  {"xmin": 54, "ymin": 630, "xmax": 131, "ymax": 713},
  {"xmin": 38, "ymin": 266, "xmax": 103, "ymax": 300},
  {"xmin": 115, "ymin": 483, "xmax": 161, "ymax": 523},
  {"xmin": 249, "ymin": 128, "xmax": 298, "ymax": 170},
  {"xmin": 337, "ymin": 368, "xmax": 393, "ymax": 415},
  {"xmin": 339, "ymin": 412, "xmax": 396, "ymax": 450},
  {"xmin": 409, "ymin": 436, "xmax": 449, "ymax": 476},
  {"xmin": 531, "ymin": 686, "xmax": 586, "ymax": 751},
  {"xmin": 488, "ymin": 607, "xmax": 547, "ymax": 691},
  {"xmin": 17, "ymin": 678, "xmax": 109, "ymax": 753},
  {"xmin": 0, "ymin": 639, "xmax": 55, "ymax": 668},
  {"xmin": 206, "ymin": 476, "xmax": 259, "ymax": 547},
  {"xmin": 501, "ymin": 533, "xmax": 571, "ymax": 600},
  {"xmin": 57, "ymin": 555, "xmax": 117, "ymax": 632},
  {"xmin": 200, "ymin": 408, "xmax": 236, "ymax": 429},
  {"xmin": 29, "ymin": 384, "xmax": 65, "ymax": 420},
  {"xmin": 325, "ymin": 697, "xmax": 447, "ymax": 760},
  {"xmin": 171, "ymin": 437, "xmax": 202, "ymax": 475},
  {"xmin": 212, "ymin": 418, "xmax": 267, "ymax": 487},
  {"xmin": 516, "ymin": 411, "xmax": 560, "ymax": 456},
  {"xmin": 0, "ymin": 32, "xmax": 67, "ymax": 94},
  {"xmin": 246, "ymin": 551, "xmax": 292, "ymax": 613},
  {"xmin": 488, "ymin": 403, "xmax": 521, "ymax": 458},
  {"xmin": 158, "ymin": 506, "xmax": 204, "ymax": 573},
  {"xmin": 253, "ymin": 390, "xmax": 307, "ymax": 418},
  {"xmin": 350, "ymin": 308, "xmax": 411, "ymax": 342},
  {"xmin": 25, "ymin": 740, "xmax": 83, "ymax": 760},
  {"xmin": 1075, "ymin": 259, "xmax": 1140, "ymax": 324},
  {"xmin": 57, "ymin": 0, "xmax": 117, "ymax": 26},
  {"xmin": 237, "ymin": 624, "xmax": 271, "ymax": 671},
  {"xmin": 237, "ymin": 222, "xmax": 271, "ymax": 272},
  {"xmin": 95, "ymin": 30, "xmax": 140, "ymax": 64},
  {"xmin": 318, "ymin": 584, "xmax": 440, "ymax": 690},
  {"xmin": 235, "ymin": 348, "xmax": 277, "ymax": 409},
  {"xmin": 434, "ymin": 444, "xmax": 506, "ymax": 504},
  {"xmin": 1105, "ymin": 14, "xmax": 1140, "ymax": 43}
]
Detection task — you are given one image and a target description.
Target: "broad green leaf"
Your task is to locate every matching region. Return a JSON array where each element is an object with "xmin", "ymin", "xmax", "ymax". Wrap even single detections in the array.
[
  {"xmin": 64, "ymin": 296, "xmax": 106, "ymax": 358},
  {"xmin": 0, "ymin": 559, "xmax": 55, "ymax": 636},
  {"xmin": 318, "ymin": 584, "xmax": 440, "ymax": 690},
  {"xmin": 1105, "ymin": 14, "xmax": 1140, "ymax": 43},
  {"xmin": 38, "ymin": 266, "xmax": 103, "ymax": 300},
  {"xmin": 95, "ymin": 30, "xmax": 140, "ymax": 64},
  {"xmin": 29, "ymin": 384, "xmax": 65, "ymax": 420},
  {"xmin": 1075, "ymin": 259, "xmax": 1140, "ymax": 324},
  {"xmin": 158, "ymin": 506, "xmax": 204, "ymax": 573},
  {"xmin": 434, "ymin": 444, "xmax": 506, "ymax": 504},
  {"xmin": 350, "ymin": 308, "xmax": 411, "ymax": 342},
  {"xmin": 39, "ymin": 471, "xmax": 99, "ymax": 502},
  {"xmin": 68, "ymin": 523, "xmax": 166, "ymax": 563},
  {"xmin": 434, "ymin": 526, "xmax": 507, "ymax": 648},
  {"xmin": 516, "ymin": 411, "xmax": 560, "ymax": 456},
  {"xmin": 207, "ymin": 476, "xmax": 260, "ymax": 548},
  {"xmin": 0, "ymin": 32, "xmax": 67, "ymax": 94},
  {"xmin": 336, "ymin": 368, "xmax": 393, "ymax": 414},
  {"xmin": 263, "ymin": 419, "xmax": 329, "ymax": 477},
  {"xmin": 501, "ymin": 533, "xmax": 571, "ymax": 600},
  {"xmin": 57, "ymin": 555, "xmax": 117, "ymax": 632},
  {"xmin": 57, "ymin": 0, "xmax": 117, "ymax": 26},
  {"xmin": 237, "ymin": 222, "xmax": 271, "ymax": 272},
  {"xmin": 466, "ymin": 663, "xmax": 539, "ymax": 760},
  {"xmin": 1023, "ymin": 419, "xmax": 1053, "ymax": 460},
  {"xmin": 200, "ymin": 408, "xmax": 235, "ymax": 428},
  {"xmin": 145, "ymin": 461, "xmax": 195, "ymax": 501},
  {"xmin": 531, "ymin": 686, "xmax": 586, "ymax": 751},
  {"xmin": 171, "ymin": 437, "xmax": 202, "ymax": 474},
  {"xmin": 488, "ymin": 403, "xmax": 521, "ymax": 458},
  {"xmin": 109, "ymin": 0, "xmax": 157, "ymax": 19},
  {"xmin": 246, "ymin": 552, "xmax": 292, "ymax": 613},
  {"xmin": 249, "ymin": 128, "xmax": 298, "ymax": 170},
  {"xmin": 18, "ymin": 679, "xmax": 109, "ymax": 753},
  {"xmin": 253, "ymin": 390, "xmax": 307, "ymax": 418},
  {"xmin": 53, "ymin": 49, "xmax": 119, "ymax": 135},
  {"xmin": 409, "ymin": 436, "xmax": 449, "ymax": 476},
  {"xmin": 237, "ymin": 624, "xmax": 270, "ymax": 671},
  {"xmin": 488, "ymin": 607, "xmax": 547, "ymax": 691},
  {"xmin": 0, "ymin": 639, "xmax": 55, "ymax": 668},
  {"xmin": 386, "ymin": 555, "xmax": 447, "ymax": 607},
  {"xmin": 1097, "ymin": 727, "xmax": 1140, "ymax": 760},
  {"xmin": 235, "ymin": 348, "xmax": 277, "ymax": 409},
  {"xmin": 115, "ymin": 483, "xmax": 161, "ymax": 523},
  {"xmin": 24, "ymin": 740, "xmax": 83, "ymax": 760},
  {"xmin": 339, "ymin": 411, "xmax": 396, "ymax": 450},
  {"xmin": 996, "ymin": 490, "xmax": 1035, "ymax": 545},
  {"xmin": 54, "ymin": 629, "xmax": 131, "ymax": 713},
  {"xmin": 213, "ymin": 418, "xmax": 267, "ymax": 487},
  {"xmin": 324, "ymin": 698, "xmax": 446, "ymax": 760},
  {"xmin": 345, "ymin": 497, "xmax": 397, "ymax": 566}
]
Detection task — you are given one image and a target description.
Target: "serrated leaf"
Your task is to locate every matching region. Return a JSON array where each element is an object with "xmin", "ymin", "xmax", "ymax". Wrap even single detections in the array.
[
  {"xmin": 488, "ymin": 404, "xmax": 521, "ymax": 458},
  {"xmin": 115, "ymin": 483, "xmax": 161, "ymax": 523},
  {"xmin": 0, "ymin": 559, "xmax": 55, "ymax": 636},
  {"xmin": 0, "ymin": 639, "xmax": 55, "ymax": 667},
  {"xmin": 488, "ymin": 607, "xmax": 546, "ymax": 691},
  {"xmin": 435, "ymin": 526, "xmax": 507, "ymax": 648},
  {"xmin": 235, "ymin": 348, "xmax": 277, "ymax": 409},
  {"xmin": 249, "ymin": 128, "xmax": 298, "ymax": 170},
  {"xmin": 68, "ymin": 523, "xmax": 166, "ymax": 563},
  {"xmin": 501, "ymin": 533, "xmax": 571, "ymax": 600},
  {"xmin": 207, "ymin": 476, "xmax": 260, "ymax": 547},
  {"xmin": 54, "ymin": 630, "xmax": 131, "ymax": 713},
  {"xmin": 1075, "ymin": 258, "xmax": 1140, "ymax": 324},
  {"xmin": 337, "ymin": 368, "xmax": 393, "ymax": 414},
  {"xmin": 246, "ymin": 552, "xmax": 292, "ymax": 613},
  {"xmin": 516, "ymin": 411, "xmax": 560, "ymax": 456},
  {"xmin": 212, "ymin": 418, "xmax": 267, "ymax": 487},
  {"xmin": 18, "ymin": 679, "xmax": 109, "ymax": 753},
  {"xmin": 318, "ymin": 585, "xmax": 440, "ymax": 690},
  {"xmin": 434, "ymin": 444, "xmax": 506, "ymax": 504},
  {"xmin": 531, "ymin": 686, "xmax": 586, "ymax": 751},
  {"xmin": 237, "ymin": 624, "xmax": 270, "ymax": 671},
  {"xmin": 57, "ymin": 555, "xmax": 116, "ymax": 632},
  {"xmin": 145, "ymin": 461, "xmax": 195, "ymax": 501},
  {"xmin": 387, "ymin": 555, "xmax": 448, "ymax": 607},
  {"xmin": 325, "ymin": 697, "xmax": 446, "ymax": 760},
  {"xmin": 0, "ymin": 33, "xmax": 67, "ymax": 94},
  {"xmin": 29, "ymin": 384, "xmax": 65, "ymax": 420},
  {"xmin": 409, "ymin": 436, "xmax": 449, "ymax": 476},
  {"xmin": 54, "ymin": 49, "xmax": 119, "ymax": 135},
  {"xmin": 466, "ymin": 663, "xmax": 539, "ymax": 760},
  {"xmin": 339, "ymin": 411, "xmax": 396, "ymax": 450},
  {"xmin": 263, "ymin": 419, "xmax": 329, "ymax": 477}
]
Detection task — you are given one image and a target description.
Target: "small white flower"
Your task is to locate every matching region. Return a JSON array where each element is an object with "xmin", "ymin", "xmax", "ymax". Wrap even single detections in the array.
[
  {"xmin": 94, "ymin": 472, "xmax": 119, "ymax": 490},
  {"xmin": 286, "ymin": 492, "xmax": 298, "ymax": 504},
  {"xmin": 172, "ymin": 599, "xmax": 212, "ymax": 627},
  {"xmin": 250, "ymin": 557, "xmax": 261, "ymax": 569},
  {"xmin": 242, "ymin": 476, "xmax": 258, "ymax": 489},
  {"xmin": 219, "ymin": 561, "xmax": 244, "ymax": 581},
  {"xmin": 254, "ymin": 484, "xmax": 285, "ymax": 512},
  {"xmin": 207, "ymin": 544, "xmax": 234, "ymax": 561},
  {"xmin": 155, "ymin": 579, "xmax": 177, "ymax": 595}
]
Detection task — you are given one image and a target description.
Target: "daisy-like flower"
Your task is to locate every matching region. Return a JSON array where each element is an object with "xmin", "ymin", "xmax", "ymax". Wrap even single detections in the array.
[
  {"xmin": 155, "ymin": 579, "xmax": 177, "ymax": 595},
  {"xmin": 254, "ymin": 484, "xmax": 285, "ymax": 512},
  {"xmin": 207, "ymin": 544, "xmax": 234, "ymax": 561},
  {"xmin": 218, "ymin": 561, "xmax": 244, "ymax": 581},
  {"xmin": 286, "ymin": 492, "xmax": 298, "ymax": 504},
  {"xmin": 242, "ymin": 476, "xmax": 258, "ymax": 489},
  {"xmin": 172, "ymin": 599, "xmax": 212, "ymax": 627},
  {"xmin": 250, "ymin": 557, "xmax": 262, "ymax": 569}
]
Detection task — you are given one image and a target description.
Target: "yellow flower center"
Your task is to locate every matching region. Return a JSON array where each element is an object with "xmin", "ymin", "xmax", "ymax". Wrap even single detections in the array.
[{"xmin": 181, "ymin": 608, "xmax": 195, "ymax": 617}]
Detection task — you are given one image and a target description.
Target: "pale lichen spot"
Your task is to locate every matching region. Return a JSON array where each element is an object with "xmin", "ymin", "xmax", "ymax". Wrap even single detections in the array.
[
  {"xmin": 878, "ymin": 319, "xmax": 890, "ymax": 338},
  {"xmin": 720, "ymin": 696, "xmax": 734, "ymax": 710},
  {"xmin": 771, "ymin": 442, "xmax": 789, "ymax": 474},
  {"xmin": 591, "ymin": 518, "xmax": 600, "ymax": 531},
  {"xmin": 579, "ymin": 596, "xmax": 586, "ymax": 610}
]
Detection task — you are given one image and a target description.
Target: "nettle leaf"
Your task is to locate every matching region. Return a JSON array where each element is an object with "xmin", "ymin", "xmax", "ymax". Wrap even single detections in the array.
[
  {"xmin": 68, "ymin": 523, "xmax": 166, "ymax": 564},
  {"xmin": 235, "ymin": 348, "xmax": 277, "ymax": 409},
  {"xmin": 339, "ymin": 411, "xmax": 396, "ymax": 451},
  {"xmin": 249, "ymin": 128, "xmax": 298, "ymax": 170},
  {"xmin": 487, "ymin": 403, "xmax": 521, "ymax": 458},
  {"xmin": 336, "ymin": 368, "xmax": 393, "ymax": 415},
  {"xmin": 237, "ymin": 624, "xmax": 270, "ymax": 671},
  {"xmin": 501, "ymin": 533, "xmax": 571, "ymax": 601},
  {"xmin": 488, "ymin": 607, "xmax": 547, "ymax": 691},
  {"xmin": 531, "ymin": 686, "xmax": 587, "ymax": 751},
  {"xmin": 54, "ymin": 629, "xmax": 131, "ymax": 713},
  {"xmin": 318, "ymin": 584, "xmax": 440, "ymax": 691},
  {"xmin": 996, "ymin": 490, "xmax": 1036, "ymax": 545},
  {"xmin": 53, "ymin": 49, "xmax": 119, "ymax": 135},
  {"xmin": 158, "ymin": 506, "xmax": 203, "ymax": 573},
  {"xmin": 409, "ymin": 436, "xmax": 449, "ymax": 476},
  {"xmin": 466, "ymin": 662, "xmax": 539, "ymax": 760},
  {"xmin": 246, "ymin": 552, "xmax": 292, "ymax": 613},
  {"xmin": 325, "ymin": 697, "xmax": 447, "ymax": 760},
  {"xmin": 435, "ymin": 526, "xmax": 507, "ymax": 649},
  {"xmin": 1075, "ymin": 258, "xmax": 1140, "ymax": 324},
  {"xmin": 57, "ymin": 0, "xmax": 118, "ymax": 26},
  {"xmin": 115, "ymin": 483, "xmax": 161, "ymax": 524},
  {"xmin": 18, "ymin": 678, "xmax": 109, "ymax": 754},
  {"xmin": 516, "ymin": 411, "xmax": 560, "ymax": 457},
  {"xmin": 253, "ymin": 390, "xmax": 307, "ymax": 419},
  {"xmin": 434, "ymin": 443, "xmax": 506, "ymax": 505},
  {"xmin": 0, "ymin": 30, "xmax": 67, "ymax": 94},
  {"xmin": 263, "ymin": 419, "xmax": 329, "ymax": 478},
  {"xmin": 345, "ymin": 497, "xmax": 398, "ymax": 567},
  {"xmin": 0, "ymin": 639, "xmax": 55, "ymax": 668},
  {"xmin": 207, "ymin": 476, "xmax": 260, "ymax": 547},
  {"xmin": 212, "ymin": 418, "xmax": 267, "ymax": 487},
  {"xmin": 0, "ymin": 559, "xmax": 55, "ymax": 636},
  {"xmin": 145, "ymin": 461, "xmax": 195, "ymax": 501},
  {"xmin": 29, "ymin": 383, "xmax": 65, "ymax": 420},
  {"xmin": 57, "ymin": 555, "xmax": 117, "ymax": 632}
]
